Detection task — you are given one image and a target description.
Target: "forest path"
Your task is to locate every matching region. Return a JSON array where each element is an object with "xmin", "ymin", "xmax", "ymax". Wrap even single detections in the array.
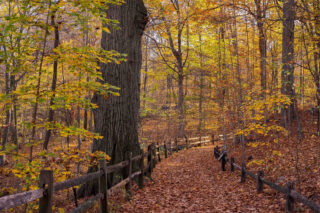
[{"xmin": 119, "ymin": 145, "xmax": 283, "ymax": 213}]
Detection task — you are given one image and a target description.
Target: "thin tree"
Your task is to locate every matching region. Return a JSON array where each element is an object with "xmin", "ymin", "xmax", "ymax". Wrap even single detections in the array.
[
  {"xmin": 159, "ymin": 0, "xmax": 190, "ymax": 137},
  {"xmin": 43, "ymin": 7, "xmax": 60, "ymax": 150},
  {"xmin": 29, "ymin": 0, "xmax": 52, "ymax": 160},
  {"xmin": 281, "ymin": 0, "xmax": 296, "ymax": 126}
]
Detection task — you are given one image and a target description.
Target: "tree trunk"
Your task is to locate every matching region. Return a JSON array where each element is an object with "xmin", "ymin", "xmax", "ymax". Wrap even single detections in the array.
[
  {"xmin": 143, "ymin": 37, "xmax": 148, "ymax": 110},
  {"xmin": 177, "ymin": 65, "xmax": 185, "ymax": 137},
  {"xmin": 10, "ymin": 74, "xmax": 18, "ymax": 148},
  {"xmin": 281, "ymin": 0, "xmax": 295, "ymax": 126},
  {"xmin": 43, "ymin": 14, "xmax": 59, "ymax": 150},
  {"xmin": 91, "ymin": 0, "xmax": 147, "ymax": 181},
  {"xmin": 198, "ymin": 32, "xmax": 204, "ymax": 133},
  {"xmin": 78, "ymin": 0, "xmax": 148, "ymax": 197},
  {"xmin": 314, "ymin": 43, "xmax": 320, "ymax": 134},
  {"xmin": 2, "ymin": 67, "xmax": 10, "ymax": 151},
  {"xmin": 29, "ymin": 1, "xmax": 51, "ymax": 160},
  {"xmin": 255, "ymin": 0, "xmax": 267, "ymax": 97},
  {"xmin": 160, "ymin": 0, "xmax": 186, "ymax": 137},
  {"xmin": 314, "ymin": 1, "xmax": 320, "ymax": 134},
  {"xmin": 232, "ymin": 0, "xmax": 245, "ymax": 165},
  {"xmin": 271, "ymin": 42, "xmax": 279, "ymax": 93}
]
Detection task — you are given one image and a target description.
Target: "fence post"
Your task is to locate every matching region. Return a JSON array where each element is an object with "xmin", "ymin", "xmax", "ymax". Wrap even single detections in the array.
[
  {"xmin": 175, "ymin": 138, "xmax": 178, "ymax": 151},
  {"xmin": 0, "ymin": 155, "xmax": 4, "ymax": 166},
  {"xmin": 164, "ymin": 143, "xmax": 168, "ymax": 158},
  {"xmin": 214, "ymin": 146, "xmax": 219, "ymax": 159},
  {"xmin": 138, "ymin": 151, "xmax": 144, "ymax": 189},
  {"xmin": 211, "ymin": 134, "xmax": 215, "ymax": 145},
  {"xmin": 185, "ymin": 136, "xmax": 189, "ymax": 149},
  {"xmin": 157, "ymin": 143, "xmax": 161, "ymax": 162},
  {"xmin": 199, "ymin": 136, "xmax": 202, "ymax": 147},
  {"xmin": 147, "ymin": 145, "xmax": 152, "ymax": 176},
  {"xmin": 39, "ymin": 170, "xmax": 53, "ymax": 213},
  {"xmin": 125, "ymin": 152, "xmax": 132, "ymax": 200},
  {"xmin": 152, "ymin": 143, "xmax": 156, "ymax": 168},
  {"xmin": 221, "ymin": 153, "xmax": 226, "ymax": 171},
  {"xmin": 230, "ymin": 157, "xmax": 234, "ymax": 172},
  {"xmin": 99, "ymin": 160, "xmax": 108, "ymax": 213},
  {"xmin": 285, "ymin": 182, "xmax": 294, "ymax": 213},
  {"xmin": 72, "ymin": 187, "xmax": 78, "ymax": 207},
  {"xmin": 169, "ymin": 141, "xmax": 172, "ymax": 155},
  {"xmin": 257, "ymin": 171, "xmax": 264, "ymax": 192},
  {"xmin": 241, "ymin": 163, "xmax": 246, "ymax": 183}
]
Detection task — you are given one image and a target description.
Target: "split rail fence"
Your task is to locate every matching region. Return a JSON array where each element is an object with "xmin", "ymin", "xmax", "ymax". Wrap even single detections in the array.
[
  {"xmin": 0, "ymin": 135, "xmax": 212, "ymax": 213},
  {"xmin": 214, "ymin": 146, "xmax": 320, "ymax": 213}
]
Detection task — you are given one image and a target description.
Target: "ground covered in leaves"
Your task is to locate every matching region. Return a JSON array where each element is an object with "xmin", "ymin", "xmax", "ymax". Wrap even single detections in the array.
[
  {"xmin": 120, "ymin": 145, "xmax": 288, "ymax": 213},
  {"xmin": 119, "ymin": 112, "xmax": 320, "ymax": 213}
]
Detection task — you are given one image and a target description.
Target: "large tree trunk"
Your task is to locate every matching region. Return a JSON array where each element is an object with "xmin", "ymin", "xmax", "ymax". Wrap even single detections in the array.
[
  {"xmin": 281, "ymin": 0, "xmax": 295, "ymax": 126},
  {"xmin": 78, "ymin": 1, "xmax": 147, "ymax": 197},
  {"xmin": 92, "ymin": 0, "xmax": 147, "ymax": 179}
]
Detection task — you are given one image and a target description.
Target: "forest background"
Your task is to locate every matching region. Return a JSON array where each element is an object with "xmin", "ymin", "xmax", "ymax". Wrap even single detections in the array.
[{"xmin": 0, "ymin": 0, "xmax": 319, "ymax": 211}]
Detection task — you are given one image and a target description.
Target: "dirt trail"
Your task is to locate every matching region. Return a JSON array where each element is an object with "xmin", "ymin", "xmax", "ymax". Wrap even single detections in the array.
[{"xmin": 119, "ymin": 145, "xmax": 284, "ymax": 213}]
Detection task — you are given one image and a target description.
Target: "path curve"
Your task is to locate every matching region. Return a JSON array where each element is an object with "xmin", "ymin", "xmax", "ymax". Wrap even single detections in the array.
[{"xmin": 120, "ymin": 145, "xmax": 284, "ymax": 212}]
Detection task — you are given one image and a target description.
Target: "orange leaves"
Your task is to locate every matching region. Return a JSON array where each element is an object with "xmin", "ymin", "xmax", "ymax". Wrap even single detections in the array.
[{"xmin": 119, "ymin": 146, "xmax": 283, "ymax": 212}]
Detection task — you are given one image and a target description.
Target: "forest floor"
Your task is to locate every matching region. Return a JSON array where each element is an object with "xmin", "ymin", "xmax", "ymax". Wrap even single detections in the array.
[
  {"xmin": 117, "ymin": 140, "xmax": 319, "ymax": 213},
  {"xmin": 118, "ymin": 145, "xmax": 286, "ymax": 213}
]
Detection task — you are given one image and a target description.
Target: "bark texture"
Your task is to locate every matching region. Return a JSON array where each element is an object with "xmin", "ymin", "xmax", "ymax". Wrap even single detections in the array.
[
  {"xmin": 92, "ymin": 0, "xmax": 147, "ymax": 168},
  {"xmin": 43, "ymin": 14, "xmax": 59, "ymax": 150},
  {"xmin": 254, "ymin": 0, "xmax": 267, "ymax": 97},
  {"xmin": 281, "ymin": 0, "xmax": 295, "ymax": 125}
]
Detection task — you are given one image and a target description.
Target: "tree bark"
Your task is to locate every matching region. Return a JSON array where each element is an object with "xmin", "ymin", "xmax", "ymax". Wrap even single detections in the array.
[
  {"xmin": 143, "ymin": 37, "xmax": 148, "ymax": 110},
  {"xmin": 92, "ymin": 0, "xmax": 147, "ymax": 179},
  {"xmin": 177, "ymin": 66, "xmax": 185, "ymax": 137},
  {"xmin": 254, "ymin": 0, "xmax": 267, "ymax": 98},
  {"xmin": 2, "ymin": 66, "xmax": 10, "ymax": 151},
  {"xmin": 10, "ymin": 74, "xmax": 18, "ymax": 147},
  {"xmin": 198, "ymin": 32, "xmax": 204, "ymax": 133},
  {"xmin": 281, "ymin": 0, "xmax": 295, "ymax": 125},
  {"xmin": 43, "ymin": 14, "xmax": 59, "ymax": 150}
]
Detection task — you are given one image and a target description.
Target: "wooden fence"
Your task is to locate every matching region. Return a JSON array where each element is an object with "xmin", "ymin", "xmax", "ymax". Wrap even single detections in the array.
[
  {"xmin": 214, "ymin": 146, "xmax": 320, "ymax": 213},
  {"xmin": 0, "ymin": 135, "xmax": 211, "ymax": 212}
]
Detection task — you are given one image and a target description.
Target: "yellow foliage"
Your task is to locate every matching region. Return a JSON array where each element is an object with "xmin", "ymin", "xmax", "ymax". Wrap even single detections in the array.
[
  {"xmin": 248, "ymin": 160, "xmax": 265, "ymax": 166},
  {"xmin": 272, "ymin": 150, "xmax": 282, "ymax": 157}
]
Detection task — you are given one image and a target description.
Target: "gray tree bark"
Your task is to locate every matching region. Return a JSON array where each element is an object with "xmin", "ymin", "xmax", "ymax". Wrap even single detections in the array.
[
  {"xmin": 78, "ymin": 1, "xmax": 147, "ymax": 197},
  {"xmin": 43, "ymin": 14, "xmax": 59, "ymax": 150},
  {"xmin": 281, "ymin": 0, "xmax": 295, "ymax": 125},
  {"xmin": 254, "ymin": 0, "xmax": 267, "ymax": 98},
  {"xmin": 198, "ymin": 32, "xmax": 204, "ymax": 133},
  {"xmin": 143, "ymin": 36, "xmax": 148, "ymax": 110},
  {"xmin": 92, "ymin": 0, "xmax": 147, "ymax": 172}
]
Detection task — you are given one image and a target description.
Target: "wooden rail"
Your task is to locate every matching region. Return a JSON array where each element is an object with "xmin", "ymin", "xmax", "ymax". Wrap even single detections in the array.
[
  {"xmin": 0, "ymin": 152, "xmax": 146, "ymax": 212},
  {"xmin": 214, "ymin": 146, "xmax": 320, "ymax": 213},
  {"xmin": 0, "ymin": 135, "xmax": 211, "ymax": 212}
]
